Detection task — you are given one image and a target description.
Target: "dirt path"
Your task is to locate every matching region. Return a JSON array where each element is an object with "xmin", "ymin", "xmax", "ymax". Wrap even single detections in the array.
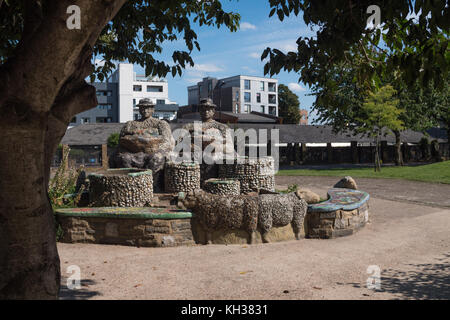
[
  {"xmin": 58, "ymin": 177, "xmax": 450, "ymax": 300},
  {"xmin": 276, "ymin": 176, "xmax": 450, "ymax": 208}
]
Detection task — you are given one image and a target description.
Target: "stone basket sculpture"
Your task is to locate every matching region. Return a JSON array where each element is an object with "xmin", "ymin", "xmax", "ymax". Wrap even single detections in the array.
[
  {"xmin": 88, "ymin": 168, "xmax": 153, "ymax": 207},
  {"xmin": 203, "ymin": 178, "xmax": 240, "ymax": 196},
  {"xmin": 164, "ymin": 161, "xmax": 201, "ymax": 193},
  {"xmin": 218, "ymin": 156, "xmax": 276, "ymax": 194}
]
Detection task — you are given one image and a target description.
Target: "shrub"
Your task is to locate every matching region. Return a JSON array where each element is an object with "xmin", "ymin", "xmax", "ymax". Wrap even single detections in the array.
[{"xmin": 107, "ymin": 132, "xmax": 120, "ymax": 148}]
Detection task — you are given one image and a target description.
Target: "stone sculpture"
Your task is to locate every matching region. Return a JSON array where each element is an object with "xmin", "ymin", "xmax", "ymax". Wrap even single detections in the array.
[
  {"xmin": 334, "ymin": 176, "xmax": 358, "ymax": 190},
  {"xmin": 181, "ymin": 189, "xmax": 307, "ymax": 244},
  {"xmin": 110, "ymin": 98, "xmax": 175, "ymax": 192},
  {"xmin": 180, "ymin": 98, "xmax": 236, "ymax": 184}
]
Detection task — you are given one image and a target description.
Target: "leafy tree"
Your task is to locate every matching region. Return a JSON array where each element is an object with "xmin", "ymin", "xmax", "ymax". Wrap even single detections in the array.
[
  {"xmin": 278, "ymin": 84, "xmax": 301, "ymax": 124},
  {"xmin": 356, "ymin": 85, "xmax": 404, "ymax": 171},
  {"xmin": 107, "ymin": 133, "xmax": 120, "ymax": 148},
  {"xmin": 0, "ymin": 0, "xmax": 239, "ymax": 299},
  {"xmin": 263, "ymin": 1, "xmax": 449, "ymax": 92}
]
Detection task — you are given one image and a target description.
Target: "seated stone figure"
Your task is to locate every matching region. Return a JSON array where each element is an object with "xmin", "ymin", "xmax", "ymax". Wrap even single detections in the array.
[
  {"xmin": 110, "ymin": 98, "xmax": 175, "ymax": 191},
  {"xmin": 180, "ymin": 98, "xmax": 235, "ymax": 183},
  {"xmin": 181, "ymin": 98, "xmax": 235, "ymax": 162}
]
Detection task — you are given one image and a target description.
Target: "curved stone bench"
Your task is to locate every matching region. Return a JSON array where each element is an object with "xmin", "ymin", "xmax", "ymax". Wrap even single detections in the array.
[
  {"xmin": 306, "ymin": 188, "xmax": 370, "ymax": 239},
  {"xmin": 56, "ymin": 207, "xmax": 194, "ymax": 247}
]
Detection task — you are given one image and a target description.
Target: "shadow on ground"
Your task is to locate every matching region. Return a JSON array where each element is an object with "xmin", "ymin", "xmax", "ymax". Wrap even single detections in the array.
[
  {"xmin": 349, "ymin": 253, "xmax": 450, "ymax": 299},
  {"xmin": 59, "ymin": 279, "xmax": 101, "ymax": 300}
]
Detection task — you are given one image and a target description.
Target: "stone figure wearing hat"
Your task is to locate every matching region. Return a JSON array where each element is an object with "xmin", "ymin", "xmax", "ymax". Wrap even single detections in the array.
[
  {"xmin": 110, "ymin": 98, "xmax": 175, "ymax": 191},
  {"xmin": 181, "ymin": 98, "xmax": 235, "ymax": 160}
]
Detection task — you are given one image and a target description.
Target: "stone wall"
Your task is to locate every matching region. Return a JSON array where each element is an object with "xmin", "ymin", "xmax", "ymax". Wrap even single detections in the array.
[
  {"xmin": 203, "ymin": 179, "xmax": 240, "ymax": 196},
  {"xmin": 306, "ymin": 202, "xmax": 369, "ymax": 239},
  {"xmin": 218, "ymin": 157, "xmax": 275, "ymax": 193},
  {"xmin": 164, "ymin": 162, "xmax": 200, "ymax": 193},
  {"xmin": 57, "ymin": 216, "xmax": 194, "ymax": 247}
]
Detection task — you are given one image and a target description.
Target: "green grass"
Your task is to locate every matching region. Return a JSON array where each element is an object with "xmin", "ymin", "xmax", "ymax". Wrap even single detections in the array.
[{"xmin": 277, "ymin": 161, "xmax": 450, "ymax": 184}]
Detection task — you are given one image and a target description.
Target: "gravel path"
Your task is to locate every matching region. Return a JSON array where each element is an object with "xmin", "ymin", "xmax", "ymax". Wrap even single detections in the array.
[{"xmin": 58, "ymin": 177, "xmax": 450, "ymax": 300}]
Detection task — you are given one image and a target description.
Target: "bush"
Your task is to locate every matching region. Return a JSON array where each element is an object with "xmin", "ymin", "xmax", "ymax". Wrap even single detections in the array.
[{"xmin": 107, "ymin": 132, "xmax": 120, "ymax": 148}]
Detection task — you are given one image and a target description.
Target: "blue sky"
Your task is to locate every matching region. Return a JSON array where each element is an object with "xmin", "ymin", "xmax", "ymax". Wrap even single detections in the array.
[{"xmin": 132, "ymin": 1, "xmax": 318, "ymax": 121}]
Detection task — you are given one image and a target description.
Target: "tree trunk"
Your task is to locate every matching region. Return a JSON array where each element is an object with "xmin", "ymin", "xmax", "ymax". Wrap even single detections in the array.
[
  {"xmin": 393, "ymin": 130, "xmax": 404, "ymax": 166},
  {"xmin": 0, "ymin": 0, "xmax": 127, "ymax": 299},
  {"xmin": 0, "ymin": 116, "xmax": 60, "ymax": 299},
  {"xmin": 374, "ymin": 135, "xmax": 381, "ymax": 172}
]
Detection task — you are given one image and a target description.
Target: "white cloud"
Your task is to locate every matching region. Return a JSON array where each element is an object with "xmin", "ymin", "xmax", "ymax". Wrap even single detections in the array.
[
  {"xmin": 249, "ymin": 52, "xmax": 261, "ymax": 59},
  {"xmin": 288, "ymin": 83, "xmax": 306, "ymax": 93},
  {"xmin": 240, "ymin": 22, "xmax": 257, "ymax": 31},
  {"xmin": 191, "ymin": 63, "xmax": 223, "ymax": 73}
]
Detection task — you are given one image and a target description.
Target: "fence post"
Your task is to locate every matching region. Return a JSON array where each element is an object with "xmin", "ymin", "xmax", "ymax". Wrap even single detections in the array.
[
  {"xmin": 300, "ymin": 143, "xmax": 307, "ymax": 164},
  {"xmin": 327, "ymin": 143, "xmax": 333, "ymax": 163},
  {"xmin": 102, "ymin": 144, "xmax": 108, "ymax": 169},
  {"xmin": 351, "ymin": 141, "xmax": 359, "ymax": 164},
  {"xmin": 381, "ymin": 141, "xmax": 388, "ymax": 163},
  {"xmin": 62, "ymin": 144, "xmax": 69, "ymax": 170}
]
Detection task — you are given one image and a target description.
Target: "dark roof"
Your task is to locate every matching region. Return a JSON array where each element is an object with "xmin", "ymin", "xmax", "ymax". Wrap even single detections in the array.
[
  {"xmin": 61, "ymin": 123, "xmax": 447, "ymax": 146},
  {"xmin": 62, "ymin": 123, "xmax": 125, "ymax": 146},
  {"xmin": 221, "ymin": 112, "xmax": 277, "ymax": 123},
  {"xmin": 155, "ymin": 104, "xmax": 179, "ymax": 112}
]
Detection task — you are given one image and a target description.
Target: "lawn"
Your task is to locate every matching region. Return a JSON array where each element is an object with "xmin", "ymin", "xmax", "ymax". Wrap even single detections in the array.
[{"xmin": 277, "ymin": 161, "xmax": 450, "ymax": 184}]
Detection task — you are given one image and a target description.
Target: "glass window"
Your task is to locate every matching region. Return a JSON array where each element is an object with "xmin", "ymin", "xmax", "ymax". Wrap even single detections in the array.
[
  {"xmin": 260, "ymin": 81, "xmax": 265, "ymax": 91},
  {"xmin": 268, "ymin": 94, "xmax": 277, "ymax": 104},
  {"xmin": 256, "ymin": 93, "xmax": 261, "ymax": 103},
  {"xmin": 147, "ymin": 85, "xmax": 163, "ymax": 92},
  {"xmin": 269, "ymin": 106, "xmax": 276, "ymax": 116},
  {"xmin": 244, "ymin": 104, "xmax": 251, "ymax": 113},
  {"xmin": 261, "ymin": 105, "xmax": 265, "ymax": 113},
  {"xmin": 133, "ymin": 85, "xmax": 142, "ymax": 92},
  {"xmin": 244, "ymin": 79, "xmax": 251, "ymax": 90},
  {"xmin": 244, "ymin": 92, "xmax": 251, "ymax": 103},
  {"xmin": 268, "ymin": 82, "xmax": 276, "ymax": 92},
  {"xmin": 96, "ymin": 117, "xmax": 112, "ymax": 123},
  {"xmin": 133, "ymin": 99, "xmax": 136, "ymax": 107},
  {"xmin": 157, "ymin": 99, "xmax": 165, "ymax": 105},
  {"xmin": 81, "ymin": 118, "xmax": 90, "ymax": 124},
  {"xmin": 235, "ymin": 104, "xmax": 239, "ymax": 113}
]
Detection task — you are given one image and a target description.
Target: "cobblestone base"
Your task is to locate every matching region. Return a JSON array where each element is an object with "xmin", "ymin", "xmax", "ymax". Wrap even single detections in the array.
[
  {"xmin": 305, "ymin": 203, "xmax": 370, "ymax": 239},
  {"xmin": 57, "ymin": 216, "xmax": 194, "ymax": 247}
]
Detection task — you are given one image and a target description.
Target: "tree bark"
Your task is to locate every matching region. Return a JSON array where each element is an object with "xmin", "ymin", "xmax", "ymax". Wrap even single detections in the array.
[
  {"xmin": 393, "ymin": 130, "xmax": 404, "ymax": 166},
  {"xmin": 0, "ymin": 0, "xmax": 126, "ymax": 299}
]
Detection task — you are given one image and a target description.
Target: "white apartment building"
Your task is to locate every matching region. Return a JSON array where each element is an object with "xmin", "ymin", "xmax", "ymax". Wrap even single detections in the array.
[
  {"xmin": 109, "ymin": 63, "xmax": 178, "ymax": 122},
  {"xmin": 187, "ymin": 75, "xmax": 278, "ymax": 116}
]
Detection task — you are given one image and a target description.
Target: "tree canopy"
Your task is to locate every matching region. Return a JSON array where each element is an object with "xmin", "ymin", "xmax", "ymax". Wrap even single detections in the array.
[
  {"xmin": 263, "ymin": 0, "xmax": 449, "ymax": 90},
  {"xmin": 278, "ymin": 84, "xmax": 301, "ymax": 124}
]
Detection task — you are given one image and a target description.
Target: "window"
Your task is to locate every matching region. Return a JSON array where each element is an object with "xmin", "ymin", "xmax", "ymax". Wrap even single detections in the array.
[
  {"xmin": 97, "ymin": 104, "xmax": 112, "ymax": 110},
  {"xmin": 157, "ymin": 99, "xmax": 165, "ymax": 105},
  {"xmin": 96, "ymin": 117, "xmax": 112, "ymax": 123},
  {"xmin": 147, "ymin": 85, "xmax": 163, "ymax": 92},
  {"xmin": 235, "ymin": 91, "xmax": 239, "ymax": 101},
  {"xmin": 133, "ymin": 99, "xmax": 136, "ymax": 107},
  {"xmin": 261, "ymin": 105, "xmax": 265, "ymax": 114},
  {"xmin": 268, "ymin": 82, "xmax": 276, "ymax": 92},
  {"xmin": 244, "ymin": 79, "xmax": 251, "ymax": 90},
  {"xmin": 134, "ymin": 113, "xmax": 140, "ymax": 120},
  {"xmin": 235, "ymin": 103, "xmax": 239, "ymax": 113},
  {"xmin": 133, "ymin": 85, "xmax": 142, "ymax": 92},
  {"xmin": 260, "ymin": 81, "xmax": 265, "ymax": 91},
  {"xmin": 268, "ymin": 94, "xmax": 277, "ymax": 104},
  {"xmin": 256, "ymin": 93, "xmax": 261, "ymax": 103},
  {"xmin": 269, "ymin": 106, "xmax": 276, "ymax": 116},
  {"xmin": 244, "ymin": 104, "xmax": 251, "ymax": 113},
  {"xmin": 244, "ymin": 92, "xmax": 251, "ymax": 103},
  {"xmin": 208, "ymin": 82, "xmax": 212, "ymax": 94},
  {"xmin": 96, "ymin": 91, "xmax": 112, "ymax": 96},
  {"xmin": 81, "ymin": 118, "xmax": 90, "ymax": 124}
]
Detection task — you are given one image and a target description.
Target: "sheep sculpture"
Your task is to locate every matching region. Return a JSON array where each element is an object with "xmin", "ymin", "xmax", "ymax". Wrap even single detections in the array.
[{"xmin": 181, "ymin": 190, "xmax": 308, "ymax": 245}]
